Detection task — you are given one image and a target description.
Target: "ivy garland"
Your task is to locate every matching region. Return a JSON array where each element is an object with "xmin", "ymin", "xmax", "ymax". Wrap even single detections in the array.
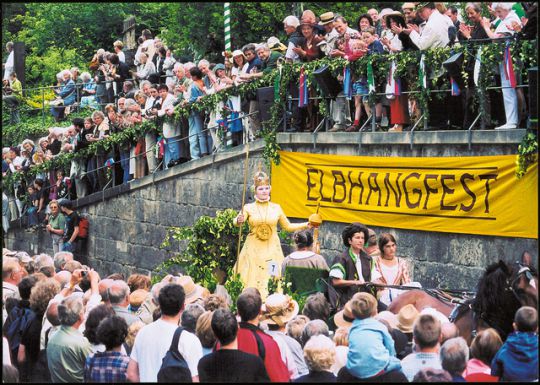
[{"xmin": 3, "ymin": 38, "xmax": 538, "ymax": 191}]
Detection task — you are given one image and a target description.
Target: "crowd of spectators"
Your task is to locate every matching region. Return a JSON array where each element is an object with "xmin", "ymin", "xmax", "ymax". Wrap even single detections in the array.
[
  {"xmin": 2, "ymin": 244, "xmax": 538, "ymax": 383},
  {"xmin": 2, "ymin": 2, "xmax": 537, "ymax": 231}
]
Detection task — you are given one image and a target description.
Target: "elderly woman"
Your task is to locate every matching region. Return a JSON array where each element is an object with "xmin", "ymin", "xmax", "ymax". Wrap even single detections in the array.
[
  {"xmin": 481, "ymin": 2, "xmax": 522, "ymax": 129},
  {"xmin": 371, "ymin": 233, "xmax": 418, "ymax": 306},
  {"xmin": 79, "ymin": 72, "xmax": 98, "ymax": 110},
  {"xmin": 295, "ymin": 335, "xmax": 337, "ymax": 382},
  {"xmin": 134, "ymin": 52, "xmax": 157, "ymax": 85},
  {"xmin": 50, "ymin": 70, "xmax": 76, "ymax": 122},
  {"xmin": 90, "ymin": 110, "xmax": 110, "ymax": 190}
]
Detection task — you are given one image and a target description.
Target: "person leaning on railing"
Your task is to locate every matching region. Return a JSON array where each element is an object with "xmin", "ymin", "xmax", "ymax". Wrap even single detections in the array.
[
  {"xmin": 2, "ymin": 72, "xmax": 23, "ymax": 125},
  {"xmin": 480, "ymin": 2, "xmax": 522, "ymax": 129}
]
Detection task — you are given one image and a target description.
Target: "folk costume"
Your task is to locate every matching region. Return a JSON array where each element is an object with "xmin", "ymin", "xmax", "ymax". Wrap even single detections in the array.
[{"xmin": 234, "ymin": 171, "xmax": 308, "ymax": 299}]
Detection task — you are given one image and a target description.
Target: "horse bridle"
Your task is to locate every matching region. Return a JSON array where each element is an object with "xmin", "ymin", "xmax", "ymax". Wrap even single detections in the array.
[{"xmin": 472, "ymin": 262, "xmax": 537, "ymax": 339}]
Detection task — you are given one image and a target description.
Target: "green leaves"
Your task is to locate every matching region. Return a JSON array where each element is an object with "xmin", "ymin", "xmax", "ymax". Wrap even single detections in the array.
[
  {"xmin": 516, "ymin": 131, "xmax": 538, "ymax": 179},
  {"xmin": 155, "ymin": 208, "xmax": 249, "ymax": 293}
]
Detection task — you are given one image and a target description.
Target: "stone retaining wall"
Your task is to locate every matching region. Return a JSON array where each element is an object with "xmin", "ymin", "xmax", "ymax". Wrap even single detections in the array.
[{"xmin": 6, "ymin": 130, "xmax": 537, "ymax": 290}]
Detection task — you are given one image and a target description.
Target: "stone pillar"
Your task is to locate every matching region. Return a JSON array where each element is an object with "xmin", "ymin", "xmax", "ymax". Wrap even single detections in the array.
[
  {"xmin": 122, "ymin": 16, "xmax": 137, "ymax": 68},
  {"xmin": 13, "ymin": 42, "xmax": 25, "ymax": 91}
]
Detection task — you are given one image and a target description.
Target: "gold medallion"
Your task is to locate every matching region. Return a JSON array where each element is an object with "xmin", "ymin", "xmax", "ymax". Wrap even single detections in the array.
[{"xmin": 255, "ymin": 224, "xmax": 272, "ymax": 240}]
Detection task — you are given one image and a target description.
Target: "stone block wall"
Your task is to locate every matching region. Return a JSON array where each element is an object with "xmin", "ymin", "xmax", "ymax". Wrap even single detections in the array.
[{"xmin": 6, "ymin": 130, "xmax": 537, "ymax": 291}]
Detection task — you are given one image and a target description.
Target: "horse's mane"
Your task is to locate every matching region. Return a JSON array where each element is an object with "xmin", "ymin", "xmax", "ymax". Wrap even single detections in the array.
[{"xmin": 472, "ymin": 260, "xmax": 521, "ymax": 339}]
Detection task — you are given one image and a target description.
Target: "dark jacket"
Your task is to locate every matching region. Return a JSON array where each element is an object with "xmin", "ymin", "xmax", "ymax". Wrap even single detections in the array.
[{"xmin": 329, "ymin": 249, "xmax": 373, "ymax": 312}]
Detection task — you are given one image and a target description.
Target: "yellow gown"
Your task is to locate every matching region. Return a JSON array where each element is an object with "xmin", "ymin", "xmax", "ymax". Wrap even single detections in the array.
[{"xmin": 234, "ymin": 199, "xmax": 308, "ymax": 299}]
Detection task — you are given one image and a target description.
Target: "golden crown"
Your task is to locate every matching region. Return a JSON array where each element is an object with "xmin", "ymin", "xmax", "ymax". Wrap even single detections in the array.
[{"xmin": 253, "ymin": 170, "xmax": 270, "ymax": 188}]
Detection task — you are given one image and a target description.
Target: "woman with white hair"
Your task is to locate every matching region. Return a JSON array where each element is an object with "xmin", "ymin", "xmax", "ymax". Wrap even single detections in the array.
[
  {"xmin": 295, "ymin": 334, "xmax": 337, "ymax": 382},
  {"xmin": 50, "ymin": 70, "xmax": 76, "ymax": 122},
  {"xmin": 79, "ymin": 72, "xmax": 98, "ymax": 110},
  {"xmin": 481, "ymin": 2, "xmax": 522, "ymax": 129}
]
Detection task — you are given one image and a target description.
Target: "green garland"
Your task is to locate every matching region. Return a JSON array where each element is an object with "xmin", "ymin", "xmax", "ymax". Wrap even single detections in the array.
[
  {"xmin": 516, "ymin": 131, "xmax": 538, "ymax": 179},
  {"xmin": 3, "ymin": 38, "xmax": 538, "ymax": 191}
]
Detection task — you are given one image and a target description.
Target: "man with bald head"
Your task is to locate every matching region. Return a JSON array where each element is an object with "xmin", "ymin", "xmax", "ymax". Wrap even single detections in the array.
[
  {"xmin": 108, "ymin": 280, "xmax": 141, "ymax": 326},
  {"xmin": 301, "ymin": 9, "xmax": 325, "ymax": 35},
  {"xmin": 441, "ymin": 322, "xmax": 459, "ymax": 345},
  {"xmin": 98, "ymin": 278, "xmax": 115, "ymax": 304}
]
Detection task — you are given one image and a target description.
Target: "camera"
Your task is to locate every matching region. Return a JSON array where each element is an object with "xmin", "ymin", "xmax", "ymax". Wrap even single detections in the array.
[{"xmin": 81, "ymin": 270, "xmax": 88, "ymax": 277}]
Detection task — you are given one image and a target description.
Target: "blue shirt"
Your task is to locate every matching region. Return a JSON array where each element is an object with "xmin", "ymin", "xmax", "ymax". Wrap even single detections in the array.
[{"xmin": 346, "ymin": 317, "xmax": 401, "ymax": 379}]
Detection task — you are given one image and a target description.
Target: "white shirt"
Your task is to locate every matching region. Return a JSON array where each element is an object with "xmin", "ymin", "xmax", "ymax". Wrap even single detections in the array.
[
  {"xmin": 130, "ymin": 318, "xmax": 203, "ymax": 382},
  {"xmin": 409, "ymin": 10, "xmax": 450, "ymax": 50},
  {"xmin": 3, "ymin": 50, "xmax": 14, "ymax": 81},
  {"xmin": 117, "ymin": 51, "xmax": 126, "ymax": 63}
]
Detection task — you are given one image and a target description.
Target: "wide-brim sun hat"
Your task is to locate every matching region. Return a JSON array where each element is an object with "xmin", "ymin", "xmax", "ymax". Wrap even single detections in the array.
[
  {"xmin": 420, "ymin": 307, "xmax": 450, "ymax": 325},
  {"xmin": 334, "ymin": 300, "xmax": 354, "ymax": 329},
  {"xmin": 379, "ymin": 8, "xmax": 395, "ymax": 20},
  {"xmin": 396, "ymin": 304, "xmax": 420, "ymax": 333},
  {"xmin": 177, "ymin": 275, "xmax": 208, "ymax": 304},
  {"xmin": 260, "ymin": 293, "xmax": 299, "ymax": 327}
]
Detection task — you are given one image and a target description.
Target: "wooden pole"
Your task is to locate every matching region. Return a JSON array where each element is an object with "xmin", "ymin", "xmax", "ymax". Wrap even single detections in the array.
[{"xmin": 235, "ymin": 142, "xmax": 249, "ymax": 275}]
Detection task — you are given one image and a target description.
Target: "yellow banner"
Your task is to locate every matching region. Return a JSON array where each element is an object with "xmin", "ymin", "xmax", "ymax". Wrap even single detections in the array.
[{"xmin": 271, "ymin": 151, "xmax": 538, "ymax": 239}]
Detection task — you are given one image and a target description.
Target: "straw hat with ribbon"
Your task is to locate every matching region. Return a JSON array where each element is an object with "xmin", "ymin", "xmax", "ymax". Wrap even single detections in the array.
[
  {"xmin": 318, "ymin": 12, "xmax": 336, "ymax": 25},
  {"xmin": 260, "ymin": 293, "xmax": 299, "ymax": 327},
  {"xmin": 177, "ymin": 275, "xmax": 209, "ymax": 305},
  {"xmin": 334, "ymin": 300, "xmax": 355, "ymax": 329},
  {"xmin": 395, "ymin": 304, "xmax": 420, "ymax": 333}
]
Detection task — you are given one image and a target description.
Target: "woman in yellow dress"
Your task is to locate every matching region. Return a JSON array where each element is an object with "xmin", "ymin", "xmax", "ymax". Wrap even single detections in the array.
[{"xmin": 234, "ymin": 170, "xmax": 310, "ymax": 299}]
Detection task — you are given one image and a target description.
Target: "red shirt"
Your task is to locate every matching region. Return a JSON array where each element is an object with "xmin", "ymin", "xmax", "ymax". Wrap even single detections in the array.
[{"xmin": 235, "ymin": 322, "xmax": 290, "ymax": 382}]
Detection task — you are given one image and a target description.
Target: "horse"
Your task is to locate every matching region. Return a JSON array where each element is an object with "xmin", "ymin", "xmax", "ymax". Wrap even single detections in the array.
[{"xmin": 387, "ymin": 257, "xmax": 538, "ymax": 345}]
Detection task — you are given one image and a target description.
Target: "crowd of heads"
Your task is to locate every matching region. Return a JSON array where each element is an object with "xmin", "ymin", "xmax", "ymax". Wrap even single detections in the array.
[{"xmin": 2, "ymin": 235, "xmax": 539, "ymax": 383}]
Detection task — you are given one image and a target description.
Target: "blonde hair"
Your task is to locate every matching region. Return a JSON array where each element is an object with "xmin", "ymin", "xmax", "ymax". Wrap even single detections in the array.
[
  {"xmin": 113, "ymin": 40, "xmax": 124, "ymax": 49},
  {"xmin": 333, "ymin": 327, "xmax": 349, "ymax": 346},
  {"xmin": 125, "ymin": 321, "xmax": 145, "ymax": 348},
  {"xmin": 196, "ymin": 310, "xmax": 216, "ymax": 349},
  {"xmin": 303, "ymin": 334, "xmax": 336, "ymax": 371}
]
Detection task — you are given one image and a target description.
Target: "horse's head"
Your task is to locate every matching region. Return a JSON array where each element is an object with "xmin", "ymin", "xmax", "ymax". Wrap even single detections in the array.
[{"xmin": 473, "ymin": 258, "xmax": 537, "ymax": 340}]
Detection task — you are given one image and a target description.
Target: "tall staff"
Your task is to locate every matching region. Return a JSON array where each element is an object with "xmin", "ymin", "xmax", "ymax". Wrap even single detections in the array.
[{"xmin": 235, "ymin": 143, "xmax": 249, "ymax": 275}]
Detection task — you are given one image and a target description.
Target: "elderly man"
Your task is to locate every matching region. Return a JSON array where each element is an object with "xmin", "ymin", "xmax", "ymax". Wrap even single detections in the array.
[
  {"xmin": 327, "ymin": 16, "xmax": 356, "ymax": 132},
  {"xmin": 53, "ymin": 251, "xmax": 73, "ymax": 272},
  {"xmin": 301, "ymin": 10, "xmax": 325, "ymax": 35},
  {"xmin": 3, "ymin": 41, "xmax": 14, "ymax": 82},
  {"xmin": 46, "ymin": 295, "xmax": 92, "ymax": 382},
  {"xmin": 108, "ymin": 280, "xmax": 140, "ymax": 326},
  {"xmin": 3, "ymin": 257, "xmax": 23, "ymax": 305},
  {"xmin": 283, "ymin": 15, "xmax": 304, "ymax": 63},
  {"xmin": 440, "ymin": 337, "xmax": 469, "ymax": 382},
  {"xmin": 318, "ymin": 12, "xmax": 339, "ymax": 56}
]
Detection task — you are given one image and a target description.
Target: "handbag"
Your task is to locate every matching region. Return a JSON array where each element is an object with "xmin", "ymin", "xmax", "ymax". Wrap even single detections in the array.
[{"xmin": 49, "ymin": 98, "xmax": 64, "ymax": 106}]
